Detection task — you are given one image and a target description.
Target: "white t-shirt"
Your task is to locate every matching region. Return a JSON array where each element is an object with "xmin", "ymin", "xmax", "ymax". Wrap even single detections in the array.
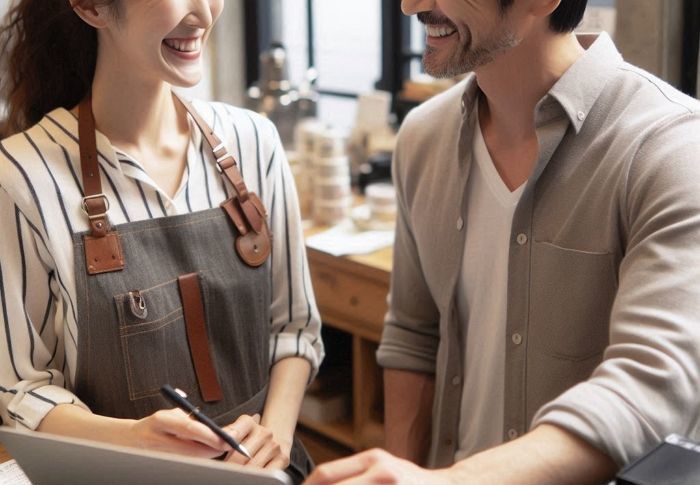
[{"xmin": 455, "ymin": 111, "xmax": 525, "ymax": 461}]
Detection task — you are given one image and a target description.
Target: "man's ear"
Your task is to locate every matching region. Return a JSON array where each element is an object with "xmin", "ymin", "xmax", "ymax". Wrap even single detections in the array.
[
  {"xmin": 530, "ymin": 0, "xmax": 561, "ymax": 19},
  {"xmin": 70, "ymin": 1, "xmax": 110, "ymax": 29}
]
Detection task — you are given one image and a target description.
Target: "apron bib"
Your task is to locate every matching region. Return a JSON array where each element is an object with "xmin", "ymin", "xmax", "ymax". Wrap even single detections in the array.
[{"xmin": 71, "ymin": 96, "xmax": 311, "ymax": 482}]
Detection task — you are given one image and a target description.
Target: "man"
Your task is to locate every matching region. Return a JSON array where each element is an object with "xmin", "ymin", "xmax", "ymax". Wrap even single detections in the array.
[{"xmin": 306, "ymin": 0, "xmax": 700, "ymax": 483}]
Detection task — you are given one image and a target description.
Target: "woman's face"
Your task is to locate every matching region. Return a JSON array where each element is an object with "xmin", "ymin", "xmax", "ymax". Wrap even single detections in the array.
[{"xmin": 97, "ymin": 0, "xmax": 224, "ymax": 87}]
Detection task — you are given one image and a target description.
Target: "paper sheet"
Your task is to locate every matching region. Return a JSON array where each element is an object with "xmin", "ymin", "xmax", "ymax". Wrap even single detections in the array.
[
  {"xmin": 0, "ymin": 460, "xmax": 31, "ymax": 485},
  {"xmin": 306, "ymin": 220, "xmax": 394, "ymax": 257}
]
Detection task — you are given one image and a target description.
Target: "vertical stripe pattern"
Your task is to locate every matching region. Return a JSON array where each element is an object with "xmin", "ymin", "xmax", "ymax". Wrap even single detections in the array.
[{"xmin": 0, "ymin": 101, "xmax": 323, "ymax": 431}]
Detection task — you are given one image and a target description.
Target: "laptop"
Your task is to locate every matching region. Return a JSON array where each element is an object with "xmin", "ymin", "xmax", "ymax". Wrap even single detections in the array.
[{"xmin": 0, "ymin": 427, "xmax": 291, "ymax": 485}]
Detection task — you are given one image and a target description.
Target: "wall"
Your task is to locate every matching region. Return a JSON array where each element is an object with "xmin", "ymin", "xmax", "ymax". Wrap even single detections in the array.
[{"xmin": 616, "ymin": 0, "xmax": 684, "ymax": 87}]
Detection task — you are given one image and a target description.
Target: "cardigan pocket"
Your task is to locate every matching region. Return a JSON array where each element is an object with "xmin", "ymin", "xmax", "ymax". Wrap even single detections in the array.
[{"xmin": 529, "ymin": 241, "xmax": 617, "ymax": 362}]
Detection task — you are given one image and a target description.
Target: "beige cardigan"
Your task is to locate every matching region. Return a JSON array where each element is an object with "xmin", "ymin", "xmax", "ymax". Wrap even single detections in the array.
[{"xmin": 377, "ymin": 33, "xmax": 700, "ymax": 468}]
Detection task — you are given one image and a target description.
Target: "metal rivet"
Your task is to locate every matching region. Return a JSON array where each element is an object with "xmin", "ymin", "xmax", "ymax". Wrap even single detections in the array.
[
  {"xmin": 508, "ymin": 429, "xmax": 518, "ymax": 440},
  {"xmin": 577, "ymin": 111, "xmax": 585, "ymax": 121},
  {"xmin": 95, "ymin": 221, "xmax": 103, "ymax": 229},
  {"xmin": 516, "ymin": 233, "xmax": 528, "ymax": 245},
  {"xmin": 452, "ymin": 376, "xmax": 461, "ymax": 386},
  {"xmin": 512, "ymin": 333, "xmax": 523, "ymax": 345}
]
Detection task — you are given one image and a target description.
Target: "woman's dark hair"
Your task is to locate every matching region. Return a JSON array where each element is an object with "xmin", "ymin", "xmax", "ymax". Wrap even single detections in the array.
[
  {"xmin": 500, "ymin": 0, "xmax": 589, "ymax": 33},
  {"xmin": 0, "ymin": 0, "xmax": 117, "ymax": 135}
]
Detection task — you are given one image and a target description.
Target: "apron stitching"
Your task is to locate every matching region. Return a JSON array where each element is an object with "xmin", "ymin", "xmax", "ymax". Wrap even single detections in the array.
[{"xmin": 119, "ymin": 312, "xmax": 182, "ymax": 337}]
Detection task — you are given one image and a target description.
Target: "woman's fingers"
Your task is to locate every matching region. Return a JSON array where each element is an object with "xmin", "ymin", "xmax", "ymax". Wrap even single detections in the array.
[
  {"xmin": 131, "ymin": 408, "xmax": 228, "ymax": 458},
  {"xmin": 223, "ymin": 414, "xmax": 288, "ymax": 469}
]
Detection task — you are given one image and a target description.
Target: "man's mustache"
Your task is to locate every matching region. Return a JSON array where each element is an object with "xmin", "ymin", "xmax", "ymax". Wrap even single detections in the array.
[{"xmin": 417, "ymin": 11, "xmax": 457, "ymax": 30}]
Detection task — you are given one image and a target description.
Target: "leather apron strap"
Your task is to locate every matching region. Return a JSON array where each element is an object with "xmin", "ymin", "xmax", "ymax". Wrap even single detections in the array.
[
  {"xmin": 78, "ymin": 96, "xmax": 125, "ymax": 275},
  {"xmin": 76, "ymin": 94, "xmax": 271, "ymax": 270}
]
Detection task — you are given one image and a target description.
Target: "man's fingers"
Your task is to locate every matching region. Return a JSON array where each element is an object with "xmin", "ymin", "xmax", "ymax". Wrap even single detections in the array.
[{"xmin": 305, "ymin": 450, "xmax": 384, "ymax": 485}]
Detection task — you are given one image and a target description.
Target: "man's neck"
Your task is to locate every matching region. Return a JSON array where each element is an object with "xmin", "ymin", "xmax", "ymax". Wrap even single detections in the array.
[{"xmin": 476, "ymin": 30, "xmax": 585, "ymax": 142}]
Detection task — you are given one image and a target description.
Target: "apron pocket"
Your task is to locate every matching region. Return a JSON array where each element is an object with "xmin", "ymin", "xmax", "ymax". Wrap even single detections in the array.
[{"xmin": 115, "ymin": 277, "xmax": 201, "ymax": 400}]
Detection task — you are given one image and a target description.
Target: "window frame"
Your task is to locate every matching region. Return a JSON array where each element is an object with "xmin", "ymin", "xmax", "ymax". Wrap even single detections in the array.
[{"xmin": 243, "ymin": 0, "xmax": 417, "ymax": 106}]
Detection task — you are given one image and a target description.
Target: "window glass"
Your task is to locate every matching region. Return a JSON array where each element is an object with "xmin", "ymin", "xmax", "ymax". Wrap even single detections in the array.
[
  {"xmin": 279, "ymin": 0, "xmax": 309, "ymax": 86},
  {"xmin": 311, "ymin": 0, "xmax": 382, "ymax": 94}
]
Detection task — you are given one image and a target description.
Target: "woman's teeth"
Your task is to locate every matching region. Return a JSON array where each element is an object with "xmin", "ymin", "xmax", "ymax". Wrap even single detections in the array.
[{"xmin": 163, "ymin": 38, "xmax": 201, "ymax": 53}]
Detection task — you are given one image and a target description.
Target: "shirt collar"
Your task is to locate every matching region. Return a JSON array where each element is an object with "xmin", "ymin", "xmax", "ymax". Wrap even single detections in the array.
[
  {"xmin": 547, "ymin": 32, "xmax": 623, "ymax": 133},
  {"xmin": 460, "ymin": 32, "xmax": 623, "ymax": 134}
]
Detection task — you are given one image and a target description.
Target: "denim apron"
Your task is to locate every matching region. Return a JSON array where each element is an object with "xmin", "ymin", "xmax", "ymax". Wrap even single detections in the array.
[{"xmin": 70, "ymin": 96, "xmax": 311, "ymax": 482}]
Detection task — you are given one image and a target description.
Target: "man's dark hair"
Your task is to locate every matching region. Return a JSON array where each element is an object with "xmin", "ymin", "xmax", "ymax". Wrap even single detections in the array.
[{"xmin": 500, "ymin": 0, "xmax": 589, "ymax": 33}]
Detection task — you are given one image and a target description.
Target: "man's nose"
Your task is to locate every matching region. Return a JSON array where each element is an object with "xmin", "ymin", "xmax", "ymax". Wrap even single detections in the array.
[{"xmin": 402, "ymin": 0, "xmax": 436, "ymax": 16}]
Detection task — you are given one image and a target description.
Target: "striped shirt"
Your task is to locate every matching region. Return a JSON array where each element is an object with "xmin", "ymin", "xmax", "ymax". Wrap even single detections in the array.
[{"xmin": 0, "ymin": 99, "xmax": 324, "ymax": 429}]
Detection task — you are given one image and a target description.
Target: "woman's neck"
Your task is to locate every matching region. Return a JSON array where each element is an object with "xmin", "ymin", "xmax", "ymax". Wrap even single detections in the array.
[{"xmin": 89, "ymin": 56, "xmax": 189, "ymax": 157}]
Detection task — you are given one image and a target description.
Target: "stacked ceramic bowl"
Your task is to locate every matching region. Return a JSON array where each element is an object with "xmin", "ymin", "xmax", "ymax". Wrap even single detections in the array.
[
  {"xmin": 365, "ymin": 183, "xmax": 397, "ymax": 224},
  {"xmin": 311, "ymin": 128, "xmax": 351, "ymax": 226},
  {"xmin": 294, "ymin": 119, "xmax": 327, "ymax": 220}
]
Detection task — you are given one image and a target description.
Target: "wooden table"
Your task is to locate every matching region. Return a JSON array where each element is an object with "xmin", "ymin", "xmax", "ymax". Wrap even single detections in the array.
[{"xmin": 0, "ymin": 445, "xmax": 10, "ymax": 464}]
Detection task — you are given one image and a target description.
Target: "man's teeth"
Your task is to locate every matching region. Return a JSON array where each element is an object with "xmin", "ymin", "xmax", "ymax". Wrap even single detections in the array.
[
  {"xmin": 425, "ymin": 25, "xmax": 457, "ymax": 38},
  {"xmin": 164, "ymin": 38, "xmax": 201, "ymax": 53}
]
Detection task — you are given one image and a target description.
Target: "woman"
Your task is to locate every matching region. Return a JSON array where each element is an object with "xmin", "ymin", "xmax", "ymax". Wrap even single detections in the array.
[{"xmin": 0, "ymin": 0, "xmax": 323, "ymax": 481}]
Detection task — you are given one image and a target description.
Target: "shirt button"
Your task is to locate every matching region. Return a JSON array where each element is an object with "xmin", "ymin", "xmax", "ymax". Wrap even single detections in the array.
[
  {"xmin": 452, "ymin": 376, "xmax": 461, "ymax": 386},
  {"xmin": 444, "ymin": 438, "xmax": 453, "ymax": 446},
  {"xmin": 512, "ymin": 333, "xmax": 523, "ymax": 345},
  {"xmin": 577, "ymin": 111, "xmax": 586, "ymax": 121},
  {"xmin": 516, "ymin": 233, "xmax": 528, "ymax": 245},
  {"xmin": 508, "ymin": 429, "xmax": 518, "ymax": 440},
  {"xmin": 457, "ymin": 217, "xmax": 464, "ymax": 231}
]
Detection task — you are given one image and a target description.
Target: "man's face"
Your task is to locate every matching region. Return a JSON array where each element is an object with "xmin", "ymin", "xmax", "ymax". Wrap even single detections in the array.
[{"xmin": 402, "ymin": 0, "xmax": 521, "ymax": 77}]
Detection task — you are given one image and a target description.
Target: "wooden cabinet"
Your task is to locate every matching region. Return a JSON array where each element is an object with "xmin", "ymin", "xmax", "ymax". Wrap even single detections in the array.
[{"xmin": 299, "ymin": 243, "xmax": 392, "ymax": 461}]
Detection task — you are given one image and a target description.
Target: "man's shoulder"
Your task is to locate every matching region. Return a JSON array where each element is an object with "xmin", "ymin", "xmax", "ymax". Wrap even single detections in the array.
[{"xmin": 606, "ymin": 62, "xmax": 699, "ymax": 120}]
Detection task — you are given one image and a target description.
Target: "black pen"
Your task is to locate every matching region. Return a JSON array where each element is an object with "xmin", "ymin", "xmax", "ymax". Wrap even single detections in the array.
[{"xmin": 160, "ymin": 384, "xmax": 252, "ymax": 459}]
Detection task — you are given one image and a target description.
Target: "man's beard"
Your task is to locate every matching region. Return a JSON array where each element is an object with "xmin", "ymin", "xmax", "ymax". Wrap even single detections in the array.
[{"xmin": 418, "ymin": 13, "xmax": 519, "ymax": 78}]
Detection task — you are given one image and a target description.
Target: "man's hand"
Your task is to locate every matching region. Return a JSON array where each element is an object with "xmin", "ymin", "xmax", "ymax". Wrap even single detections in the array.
[{"xmin": 304, "ymin": 449, "xmax": 452, "ymax": 485}]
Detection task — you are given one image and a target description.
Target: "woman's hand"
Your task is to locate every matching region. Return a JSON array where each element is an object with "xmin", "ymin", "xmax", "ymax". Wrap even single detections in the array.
[
  {"xmin": 130, "ymin": 408, "xmax": 230, "ymax": 459},
  {"xmin": 223, "ymin": 414, "xmax": 291, "ymax": 470}
]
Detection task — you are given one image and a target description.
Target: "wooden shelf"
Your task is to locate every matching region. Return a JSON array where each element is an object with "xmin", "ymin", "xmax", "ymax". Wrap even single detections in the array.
[
  {"xmin": 299, "ymin": 417, "xmax": 356, "ymax": 450},
  {"xmin": 304, "ymin": 219, "xmax": 391, "ymax": 457}
]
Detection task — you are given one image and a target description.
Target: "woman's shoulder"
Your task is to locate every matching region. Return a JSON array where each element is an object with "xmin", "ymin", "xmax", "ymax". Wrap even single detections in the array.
[
  {"xmin": 0, "ymin": 108, "xmax": 76, "ymax": 207},
  {"xmin": 189, "ymin": 99, "xmax": 279, "ymax": 141}
]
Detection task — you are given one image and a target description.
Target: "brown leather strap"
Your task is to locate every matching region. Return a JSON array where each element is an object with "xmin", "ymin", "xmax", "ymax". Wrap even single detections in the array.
[
  {"xmin": 178, "ymin": 273, "xmax": 223, "ymax": 403},
  {"xmin": 173, "ymin": 94, "xmax": 252, "ymax": 203},
  {"xmin": 173, "ymin": 94, "xmax": 271, "ymax": 267},
  {"xmin": 78, "ymin": 97, "xmax": 125, "ymax": 274},
  {"xmin": 79, "ymin": 97, "xmax": 110, "ymax": 236}
]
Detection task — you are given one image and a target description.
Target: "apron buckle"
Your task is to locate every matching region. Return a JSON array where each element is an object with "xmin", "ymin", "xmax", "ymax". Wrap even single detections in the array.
[{"xmin": 81, "ymin": 193, "xmax": 111, "ymax": 220}]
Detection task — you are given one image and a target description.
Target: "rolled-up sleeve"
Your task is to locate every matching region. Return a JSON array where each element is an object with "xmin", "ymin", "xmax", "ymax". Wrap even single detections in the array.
[
  {"xmin": 0, "ymin": 186, "xmax": 89, "ymax": 430},
  {"xmin": 533, "ymin": 113, "xmax": 700, "ymax": 465},
  {"xmin": 376, "ymin": 122, "xmax": 440, "ymax": 374},
  {"xmin": 263, "ymin": 123, "xmax": 324, "ymax": 381}
]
